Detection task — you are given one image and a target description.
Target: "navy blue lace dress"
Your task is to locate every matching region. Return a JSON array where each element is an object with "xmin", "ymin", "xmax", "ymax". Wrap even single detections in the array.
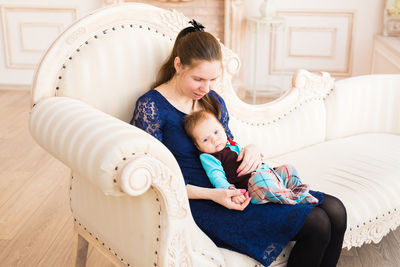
[{"xmin": 131, "ymin": 89, "xmax": 324, "ymax": 266}]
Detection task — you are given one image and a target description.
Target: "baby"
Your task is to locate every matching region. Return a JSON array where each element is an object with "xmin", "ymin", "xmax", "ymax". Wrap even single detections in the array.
[{"xmin": 184, "ymin": 110, "xmax": 318, "ymax": 205}]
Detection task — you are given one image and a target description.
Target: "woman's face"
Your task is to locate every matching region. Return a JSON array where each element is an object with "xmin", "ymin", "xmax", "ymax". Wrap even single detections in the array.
[{"xmin": 175, "ymin": 59, "xmax": 222, "ymax": 100}]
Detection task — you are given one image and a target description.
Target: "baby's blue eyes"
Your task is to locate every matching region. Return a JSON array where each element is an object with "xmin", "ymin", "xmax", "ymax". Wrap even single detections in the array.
[{"xmin": 202, "ymin": 130, "xmax": 219, "ymax": 143}]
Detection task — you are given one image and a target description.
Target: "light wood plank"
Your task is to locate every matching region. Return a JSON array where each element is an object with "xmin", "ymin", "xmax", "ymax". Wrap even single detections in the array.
[
  {"xmin": 0, "ymin": 91, "xmax": 30, "ymax": 139},
  {"xmin": 357, "ymin": 231, "xmax": 400, "ymax": 267},
  {"xmin": 0, "ymin": 171, "xmax": 32, "ymax": 208},
  {"xmin": 337, "ymin": 247, "xmax": 362, "ymax": 267},
  {"xmin": 0, "ymin": 176, "xmax": 71, "ymax": 266},
  {"xmin": 0, "ymin": 158, "xmax": 69, "ymax": 239},
  {"xmin": 86, "ymin": 246, "xmax": 116, "ymax": 267},
  {"xmin": 9, "ymin": 143, "xmax": 56, "ymax": 173},
  {"xmin": 393, "ymin": 226, "xmax": 400, "ymax": 246},
  {"xmin": 37, "ymin": 217, "xmax": 74, "ymax": 267},
  {"xmin": 0, "ymin": 128, "xmax": 35, "ymax": 160}
]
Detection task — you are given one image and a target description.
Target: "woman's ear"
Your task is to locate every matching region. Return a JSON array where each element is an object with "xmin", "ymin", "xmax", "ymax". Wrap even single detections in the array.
[{"xmin": 174, "ymin": 57, "xmax": 182, "ymax": 74}]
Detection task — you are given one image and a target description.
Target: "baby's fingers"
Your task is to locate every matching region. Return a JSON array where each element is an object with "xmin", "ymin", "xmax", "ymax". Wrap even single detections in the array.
[
  {"xmin": 233, "ymin": 195, "xmax": 245, "ymax": 204},
  {"xmin": 232, "ymin": 197, "xmax": 241, "ymax": 204}
]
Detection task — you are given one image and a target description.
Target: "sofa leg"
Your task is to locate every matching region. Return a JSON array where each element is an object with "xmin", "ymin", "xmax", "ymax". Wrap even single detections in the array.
[
  {"xmin": 72, "ymin": 221, "xmax": 127, "ymax": 267},
  {"xmin": 73, "ymin": 226, "xmax": 89, "ymax": 267}
]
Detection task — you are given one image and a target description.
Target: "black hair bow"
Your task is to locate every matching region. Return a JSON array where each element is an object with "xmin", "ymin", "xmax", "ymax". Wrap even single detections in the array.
[{"xmin": 189, "ymin": 19, "xmax": 205, "ymax": 32}]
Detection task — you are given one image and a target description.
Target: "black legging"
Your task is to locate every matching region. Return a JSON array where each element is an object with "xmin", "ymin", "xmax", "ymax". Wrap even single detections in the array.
[{"xmin": 287, "ymin": 194, "xmax": 347, "ymax": 267}]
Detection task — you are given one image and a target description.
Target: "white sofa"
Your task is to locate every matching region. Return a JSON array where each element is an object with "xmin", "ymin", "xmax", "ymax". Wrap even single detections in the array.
[{"xmin": 29, "ymin": 3, "xmax": 400, "ymax": 267}]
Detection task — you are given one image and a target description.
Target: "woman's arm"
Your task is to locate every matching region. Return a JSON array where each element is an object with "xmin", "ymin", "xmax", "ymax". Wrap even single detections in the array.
[
  {"xmin": 186, "ymin": 184, "xmax": 251, "ymax": 211},
  {"xmin": 131, "ymin": 95, "xmax": 163, "ymax": 141}
]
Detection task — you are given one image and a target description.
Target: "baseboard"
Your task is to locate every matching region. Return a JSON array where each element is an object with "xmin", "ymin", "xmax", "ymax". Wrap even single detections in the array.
[{"xmin": 0, "ymin": 83, "xmax": 31, "ymax": 91}]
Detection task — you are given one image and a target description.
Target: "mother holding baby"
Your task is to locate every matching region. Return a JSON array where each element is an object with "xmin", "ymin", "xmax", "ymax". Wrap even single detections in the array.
[{"xmin": 131, "ymin": 20, "xmax": 347, "ymax": 267}]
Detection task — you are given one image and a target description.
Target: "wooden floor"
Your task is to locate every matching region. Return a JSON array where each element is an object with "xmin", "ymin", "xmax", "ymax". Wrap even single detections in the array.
[{"xmin": 1, "ymin": 90, "xmax": 399, "ymax": 267}]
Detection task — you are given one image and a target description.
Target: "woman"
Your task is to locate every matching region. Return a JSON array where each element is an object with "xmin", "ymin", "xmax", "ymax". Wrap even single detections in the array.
[{"xmin": 131, "ymin": 20, "xmax": 347, "ymax": 267}]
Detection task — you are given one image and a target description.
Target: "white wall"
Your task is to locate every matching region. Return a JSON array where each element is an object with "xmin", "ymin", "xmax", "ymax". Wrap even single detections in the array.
[
  {"xmin": 240, "ymin": 0, "xmax": 385, "ymax": 95},
  {"xmin": 0, "ymin": 0, "xmax": 385, "ymax": 92},
  {"xmin": 372, "ymin": 35, "xmax": 400, "ymax": 74},
  {"xmin": 0, "ymin": 0, "xmax": 102, "ymax": 89}
]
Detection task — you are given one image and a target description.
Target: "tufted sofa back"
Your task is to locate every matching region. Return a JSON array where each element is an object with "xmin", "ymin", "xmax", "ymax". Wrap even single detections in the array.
[
  {"xmin": 55, "ymin": 24, "xmax": 172, "ymax": 123},
  {"xmin": 32, "ymin": 3, "xmax": 240, "ymax": 123},
  {"xmin": 325, "ymin": 74, "xmax": 400, "ymax": 139}
]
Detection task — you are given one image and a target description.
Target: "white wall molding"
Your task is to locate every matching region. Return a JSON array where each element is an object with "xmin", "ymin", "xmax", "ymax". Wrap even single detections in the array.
[
  {"xmin": 287, "ymin": 26, "xmax": 337, "ymax": 58},
  {"xmin": 0, "ymin": 83, "xmax": 30, "ymax": 90},
  {"xmin": 224, "ymin": 0, "xmax": 245, "ymax": 54},
  {"xmin": 271, "ymin": 10, "xmax": 355, "ymax": 77},
  {"xmin": 1, "ymin": 6, "xmax": 78, "ymax": 69},
  {"xmin": 19, "ymin": 22, "xmax": 64, "ymax": 52}
]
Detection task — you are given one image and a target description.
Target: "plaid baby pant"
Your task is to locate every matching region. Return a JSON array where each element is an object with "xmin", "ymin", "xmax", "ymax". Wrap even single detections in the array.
[{"xmin": 248, "ymin": 164, "xmax": 319, "ymax": 205}]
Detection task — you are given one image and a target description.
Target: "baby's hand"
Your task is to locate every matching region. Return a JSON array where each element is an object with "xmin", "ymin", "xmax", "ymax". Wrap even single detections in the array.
[{"xmin": 232, "ymin": 194, "xmax": 246, "ymax": 204}]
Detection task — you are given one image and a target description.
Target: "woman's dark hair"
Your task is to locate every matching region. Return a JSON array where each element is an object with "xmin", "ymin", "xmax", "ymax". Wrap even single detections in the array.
[{"xmin": 152, "ymin": 24, "xmax": 222, "ymax": 118}]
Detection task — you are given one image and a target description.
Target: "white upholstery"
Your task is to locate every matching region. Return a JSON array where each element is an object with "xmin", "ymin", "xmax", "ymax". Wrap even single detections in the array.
[
  {"xmin": 325, "ymin": 75, "xmax": 400, "ymax": 139},
  {"xmin": 57, "ymin": 24, "xmax": 172, "ymax": 123},
  {"xmin": 30, "ymin": 97, "xmax": 182, "ymax": 196},
  {"xmin": 29, "ymin": 3, "xmax": 400, "ymax": 267},
  {"xmin": 273, "ymin": 133, "xmax": 400, "ymax": 248},
  {"xmin": 226, "ymin": 71, "xmax": 333, "ymax": 159}
]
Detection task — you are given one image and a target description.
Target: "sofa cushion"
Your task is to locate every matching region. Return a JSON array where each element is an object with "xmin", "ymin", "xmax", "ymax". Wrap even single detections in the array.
[
  {"xmin": 271, "ymin": 133, "xmax": 400, "ymax": 248},
  {"xmin": 325, "ymin": 75, "xmax": 400, "ymax": 140}
]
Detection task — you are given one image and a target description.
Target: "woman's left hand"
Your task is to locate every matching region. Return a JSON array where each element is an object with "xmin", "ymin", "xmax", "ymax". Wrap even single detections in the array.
[{"xmin": 236, "ymin": 144, "xmax": 263, "ymax": 176}]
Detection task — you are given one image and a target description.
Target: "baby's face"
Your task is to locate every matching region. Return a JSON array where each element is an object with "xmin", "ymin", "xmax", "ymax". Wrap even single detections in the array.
[{"xmin": 193, "ymin": 115, "xmax": 228, "ymax": 154}]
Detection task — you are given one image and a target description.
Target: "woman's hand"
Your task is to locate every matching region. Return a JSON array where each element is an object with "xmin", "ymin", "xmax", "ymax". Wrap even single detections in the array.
[
  {"xmin": 187, "ymin": 185, "xmax": 251, "ymax": 211},
  {"xmin": 236, "ymin": 144, "xmax": 263, "ymax": 176},
  {"xmin": 210, "ymin": 188, "xmax": 251, "ymax": 210}
]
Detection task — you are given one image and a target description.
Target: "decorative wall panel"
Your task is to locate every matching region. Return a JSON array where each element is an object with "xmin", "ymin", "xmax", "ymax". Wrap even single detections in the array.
[
  {"xmin": 271, "ymin": 11, "xmax": 354, "ymax": 77},
  {"xmin": 1, "ymin": 7, "xmax": 77, "ymax": 69}
]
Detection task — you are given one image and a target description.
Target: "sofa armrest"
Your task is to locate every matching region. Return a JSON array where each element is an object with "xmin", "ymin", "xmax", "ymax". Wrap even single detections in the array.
[
  {"xmin": 29, "ymin": 96, "xmax": 183, "ymax": 196},
  {"xmin": 224, "ymin": 69, "xmax": 334, "ymax": 158},
  {"xmin": 325, "ymin": 74, "xmax": 400, "ymax": 139}
]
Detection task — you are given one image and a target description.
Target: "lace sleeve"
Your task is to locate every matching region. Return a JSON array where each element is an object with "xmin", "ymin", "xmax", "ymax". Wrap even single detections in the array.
[
  {"xmin": 209, "ymin": 91, "xmax": 234, "ymax": 140},
  {"xmin": 130, "ymin": 95, "xmax": 163, "ymax": 141}
]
